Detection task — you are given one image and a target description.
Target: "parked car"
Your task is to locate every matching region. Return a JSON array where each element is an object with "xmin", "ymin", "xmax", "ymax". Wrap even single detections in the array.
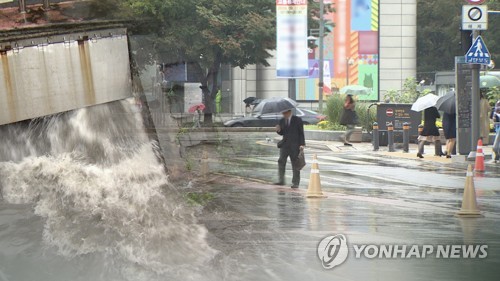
[{"xmin": 224, "ymin": 108, "xmax": 326, "ymax": 127}]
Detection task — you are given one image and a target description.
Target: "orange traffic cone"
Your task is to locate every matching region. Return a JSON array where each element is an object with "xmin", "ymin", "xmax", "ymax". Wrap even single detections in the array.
[
  {"xmin": 456, "ymin": 165, "xmax": 483, "ymax": 218},
  {"xmin": 306, "ymin": 154, "xmax": 327, "ymax": 198},
  {"xmin": 474, "ymin": 139, "xmax": 485, "ymax": 173}
]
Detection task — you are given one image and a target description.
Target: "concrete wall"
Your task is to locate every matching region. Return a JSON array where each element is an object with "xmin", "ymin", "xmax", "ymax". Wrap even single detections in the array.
[
  {"xmin": 0, "ymin": 28, "xmax": 132, "ymax": 125},
  {"xmin": 379, "ymin": 0, "xmax": 417, "ymax": 98}
]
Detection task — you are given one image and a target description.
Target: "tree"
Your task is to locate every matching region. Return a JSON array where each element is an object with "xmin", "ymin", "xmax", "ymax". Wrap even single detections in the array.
[
  {"xmin": 384, "ymin": 77, "xmax": 431, "ymax": 103},
  {"xmin": 89, "ymin": 0, "xmax": 275, "ymax": 124},
  {"xmin": 417, "ymin": 0, "xmax": 500, "ymax": 77},
  {"xmin": 90, "ymin": 0, "xmax": 330, "ymax": 124}
]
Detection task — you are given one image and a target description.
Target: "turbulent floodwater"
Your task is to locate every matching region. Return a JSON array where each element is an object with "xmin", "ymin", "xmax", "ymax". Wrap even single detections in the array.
[{"xmin": 0, "ymin": 100, "xmax": 217, "ymax": 281}]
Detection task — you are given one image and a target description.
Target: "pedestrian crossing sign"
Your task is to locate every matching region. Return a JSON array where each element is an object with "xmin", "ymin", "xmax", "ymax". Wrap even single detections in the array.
[{"xmin": 465, "ymin": 36, "xmax": 491, "ymax": 65}]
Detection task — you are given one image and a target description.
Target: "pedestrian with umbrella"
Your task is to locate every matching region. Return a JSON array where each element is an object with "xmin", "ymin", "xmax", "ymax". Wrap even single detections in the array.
[
  {"xmin": 188, "ymin": 104, "xmax": 205, "ymax": 128},
  {"xmin": 411, "ymin": 94, "xmax": 444, "ymax": 158},
  {"xmin": 253, "ymin": 97, "xmax": 298, "ymax": 115},
  {"xmin": 436, "ymin": 91, "xmax": 456, "ymax": 158},
  {"xmin": 273, "ymin": 99, "xmax": 305, "ymax": 189},
  {"xmin": 339, "ymin": 94, "xmax": 358, "ymax": 146}
]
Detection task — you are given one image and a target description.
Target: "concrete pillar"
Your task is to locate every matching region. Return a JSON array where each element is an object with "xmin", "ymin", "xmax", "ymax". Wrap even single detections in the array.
[{"xmin": 379, "ymin": 0, "xmax": 417, "ymax": 100}]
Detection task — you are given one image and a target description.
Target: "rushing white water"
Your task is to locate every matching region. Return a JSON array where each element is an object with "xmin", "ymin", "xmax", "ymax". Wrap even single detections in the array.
[{"xmin": 0, "ymin": 99, "xmax": 217, "ymax": 281}]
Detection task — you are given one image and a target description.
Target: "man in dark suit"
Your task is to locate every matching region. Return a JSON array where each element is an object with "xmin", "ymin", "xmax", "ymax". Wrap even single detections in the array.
[{"xmin": 276, "ymin": 109, "xmax": 306, "ymax": 188}]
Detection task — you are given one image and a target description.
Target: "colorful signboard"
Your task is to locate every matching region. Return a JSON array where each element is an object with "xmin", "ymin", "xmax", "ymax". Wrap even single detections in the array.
[
  {"xmin": 297, "ymin": 0, "xmax": 379, "ymax": 101},
  {"xmin": 276, "ymin": 0, "xmax": 309, "ymax": 78}
]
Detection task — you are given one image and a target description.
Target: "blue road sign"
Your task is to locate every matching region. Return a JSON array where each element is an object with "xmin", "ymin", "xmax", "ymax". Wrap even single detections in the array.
[{"xmin": 465, "ymin": 36, "xmax": 491, "ymax": 65}]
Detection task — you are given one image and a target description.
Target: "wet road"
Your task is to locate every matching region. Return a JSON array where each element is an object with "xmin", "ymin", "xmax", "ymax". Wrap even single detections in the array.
[
  {"xmin": 214, "ymin": 141, "xmax": 500, "ymax": 216},
  {"xmin": 198, "ymin": 140, "xmax": 500, "ymax": 280}
]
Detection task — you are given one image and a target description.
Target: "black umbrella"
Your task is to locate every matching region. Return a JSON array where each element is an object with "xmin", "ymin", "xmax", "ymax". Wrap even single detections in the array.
[
  {"xmin": 435, "ymin": 91, "xmax": 455, "ymax": 114},
  {"xmin": 251, "ymin": 98, "xmax": 262, "ymax": 106},
  {"xmin": 243, "ymin": 97, "xmax": 257, "ymax": 105},
  {"xmin": 253, "ymin": 97, "xmax": 298, "ymax": 115}
]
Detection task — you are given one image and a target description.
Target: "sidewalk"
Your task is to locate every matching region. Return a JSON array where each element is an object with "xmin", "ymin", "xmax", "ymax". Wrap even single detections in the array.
[
  {"xmin": 301, "ymin": 139, "xmax": 498, "ymax": 167},
  {"xmin": 192, "ymin": 174, "xmax": 500, "ymax": 281}
]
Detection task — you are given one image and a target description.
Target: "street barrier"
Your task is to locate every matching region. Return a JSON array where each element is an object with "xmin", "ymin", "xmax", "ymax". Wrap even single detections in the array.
[
  {"xmin": 474, "ymin": 138, "xmax": 485, "ymax": 173},
  {"xmin": 306, "ymin": 154, "xmax": 326, "ymax": 198},
  {"xmin": 456, "ymin": 164, "xmax": 483, "ymax": 218},
  {"xmin": 387, "ymin": 123, "xmax": 395, "ymax": 152},
  {"xmin": 372, "ymin": 122, "xmax": 379, "ymax": 151},
  {"xmin": 403, "ymin": 122, "xmax": 410, "ymax": 153}
]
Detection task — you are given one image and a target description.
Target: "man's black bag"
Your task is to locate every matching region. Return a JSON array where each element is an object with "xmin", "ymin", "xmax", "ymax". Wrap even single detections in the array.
[{"xmin": 293, "ymin": 149, "xmax": 306, "ymax": 171}]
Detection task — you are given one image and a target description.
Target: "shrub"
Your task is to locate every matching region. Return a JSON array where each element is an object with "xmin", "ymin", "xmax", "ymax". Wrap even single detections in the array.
[{"xmin": 324, "ymin": 95, "xmax": 377, "ymax": 131}]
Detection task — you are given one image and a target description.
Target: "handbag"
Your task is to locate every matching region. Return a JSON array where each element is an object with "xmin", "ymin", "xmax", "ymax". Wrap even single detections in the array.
[{"xmin": 293, "ymin": 149, "xmax": 306, "ymax": 171}]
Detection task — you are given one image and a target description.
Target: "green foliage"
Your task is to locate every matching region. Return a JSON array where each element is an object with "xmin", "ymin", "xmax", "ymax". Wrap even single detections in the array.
[
  {"xmin": 486, "ymin": 86, "xmax": 500, "ymax": 105},
  {"xmin": 185, "ymin": 192, "xmax": 214, "ymax": 206},
  {"xmin": 91, "ymin": 0, "xmax": 332, "ymax": 121},
  {"xmin": 356, "ymin": 103, "xmax": 377, "ymax": 132},
  {"xmin": 324, "ymin": 95, "xmax": 376, "ymax": 131},
  {"xmin": 384, "ymin": 77, "xmax": 431, "ymax": 103},
  {"xmin": 417, "ymin": 0, "xmax": 500, "ymax": 73},
  {"xmin": 324, "ymin": 94, "xmax": 345, "ymax": 127},
  {"xmin": 91, "ymin": 0, "xmax": 276, "ymax": 120}
]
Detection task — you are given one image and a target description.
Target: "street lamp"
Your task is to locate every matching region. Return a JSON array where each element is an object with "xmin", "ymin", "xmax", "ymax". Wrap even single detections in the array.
[
  {"xmin": 346, "ymin": 57, "xmax": 355, "ymax": 86},
  {"xmin": 318, "ymin": 0, "xmax": 325, "ymax": 111}
]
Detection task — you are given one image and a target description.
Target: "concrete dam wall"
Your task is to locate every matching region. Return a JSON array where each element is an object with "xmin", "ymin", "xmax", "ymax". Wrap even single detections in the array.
[{"xmin": 0, "ymin": 28, "xmax": 132, "ymax": 126}]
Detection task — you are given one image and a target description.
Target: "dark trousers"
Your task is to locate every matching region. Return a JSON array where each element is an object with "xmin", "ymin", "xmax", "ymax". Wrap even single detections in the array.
[{"xmin": 278, "ymin": 147, "xmax": 300, "ymax": 186}]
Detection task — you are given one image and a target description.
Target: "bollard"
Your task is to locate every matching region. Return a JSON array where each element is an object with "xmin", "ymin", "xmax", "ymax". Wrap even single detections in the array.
[
  {"xmin": 417, "ymin": 124, "xmax": 424, "ymax": 144},
  {"xmin": 19, "ymin": 0, "xmax": 26, "ymax": 13},
  {"xmin": 387, "ymin": 122, "xmax": 395, "ymax": 152},
  {"xmin": 403, "ymin": 122, "xmax": 410, "ymax": 153},
  {"xmin": 372, "ymin": 122, "xmax": 379, "ymax": 151}
]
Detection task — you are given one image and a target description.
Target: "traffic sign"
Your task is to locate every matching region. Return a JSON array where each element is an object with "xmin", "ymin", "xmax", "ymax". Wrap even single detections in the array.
[
  {"xmin": 466, "ymin": 0, "xmax": 486, "ymax": 4},
  {"xmin": 386, "ymin": 108, "xmax": 394, "ymax": 117},
  {"xmin": 465, "ymin": 36, "xmax": 491, "ymax": 65},
  {"xmin": 462, "ymin": 5, "xmax": 488, "ymax": 30}
]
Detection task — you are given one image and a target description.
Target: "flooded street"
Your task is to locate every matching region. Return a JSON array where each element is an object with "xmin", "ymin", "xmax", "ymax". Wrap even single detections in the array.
[
  {"xmin": 1, "ymin": 109, "xmax": 499, "ymax": 280},
  {"xmin": 1, "ymin": 1, "xmax": 500, "ymax": 280},
  {"xmin": 0, "ymin": 101, "xmax": 216, "ymax": 281}
]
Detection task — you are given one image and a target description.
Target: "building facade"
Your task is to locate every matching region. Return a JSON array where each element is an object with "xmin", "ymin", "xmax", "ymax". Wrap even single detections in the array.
[{"xmin": 227, "ymin": 0, "xmax": 417, "ymax": 115}]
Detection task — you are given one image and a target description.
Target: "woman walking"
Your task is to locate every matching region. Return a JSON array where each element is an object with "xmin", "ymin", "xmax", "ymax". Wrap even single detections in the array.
[
  {"xmin": 442, "ymin": 112, "xmax": 456, "ymax": 159},
  {"xmin": 480, "ymin": 93, "xmax": 491, "ymax": 145},
  {"xmin": 339, "ymin": 94, "xmax": 357, "ymax": 146},
  {"xmin": 492, "ymin": 103, "xmax": 500, "ymax": 162},
  {"xmin": 417, "ymin": 107, "xmax": 444, "ymax": 158}
]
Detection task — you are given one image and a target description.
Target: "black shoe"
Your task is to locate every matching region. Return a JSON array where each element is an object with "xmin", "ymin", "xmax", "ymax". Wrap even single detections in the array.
[
  {"xmin": 274, "ymin": 182, "xmax": 285, "ymax": 186},
  {"xmin": 435, "ymin": 153, "xmax": 446, "ymax": 157},
  {"xmin": 417, "ymin": 153, "xmax": 424, "ymax": 159},
  {"xmin": 446, "ymin": 155, "xmax": 452, "ymax": 159},
  {"xmin": 291, "ymin": 185, "xmax": 299, "ymax": 189},
  {"xmin": 344, "ymin": 142, "xmax": 353, "ymax": 146}
]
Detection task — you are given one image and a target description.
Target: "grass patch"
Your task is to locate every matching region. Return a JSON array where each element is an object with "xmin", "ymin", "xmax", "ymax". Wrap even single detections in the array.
[{"xmin": 185, "ymin": 192, "xmax": 215, "ymax": 206}]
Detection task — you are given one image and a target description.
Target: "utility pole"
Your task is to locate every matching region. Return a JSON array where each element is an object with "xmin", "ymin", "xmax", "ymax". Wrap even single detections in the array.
[
  {"xmin": 469, "ymin": 30, "xmax": 480, "ymax": 159},
  {"xmin": 318, "ymin": 0, "xmax": 325, "ymax": 111}
]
